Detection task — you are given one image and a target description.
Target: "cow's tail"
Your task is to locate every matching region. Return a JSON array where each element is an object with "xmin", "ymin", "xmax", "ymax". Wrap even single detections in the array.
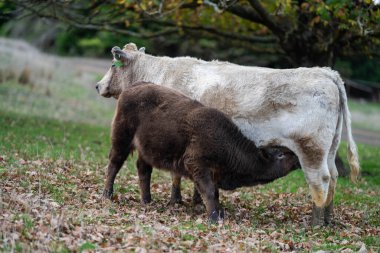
[{"xmin": 332, "ymin": 70, "xmax": 360, "ymax": 182}]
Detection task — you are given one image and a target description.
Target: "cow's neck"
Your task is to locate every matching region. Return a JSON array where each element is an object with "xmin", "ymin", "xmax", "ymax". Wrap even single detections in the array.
[{"xmin": 127, "ymin": 54, "xmax": 206, "ymax": 97}]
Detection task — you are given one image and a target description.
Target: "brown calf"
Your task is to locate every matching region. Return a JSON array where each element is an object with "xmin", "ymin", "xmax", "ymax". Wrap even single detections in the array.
[{"xmin": 103, "ymin": 82, "xmax": 298, "ymax": 222}]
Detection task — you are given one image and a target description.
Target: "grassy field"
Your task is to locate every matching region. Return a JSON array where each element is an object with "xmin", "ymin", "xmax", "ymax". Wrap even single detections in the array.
[
  {"xmin": 1, "ymin": 69, "xmax": 379, "ymax": 251},
  {"xmin": 348, "ymin": 100, "xmax": 380, "ymax": 133}
]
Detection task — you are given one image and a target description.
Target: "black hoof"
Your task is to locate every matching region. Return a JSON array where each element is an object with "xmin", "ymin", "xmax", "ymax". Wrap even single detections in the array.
[
  {"xmin": 103, "ymin": 189, "xmax": 113, "ymax": 199},
  {"xmin": 208, "ymin": 210, "xmax": 224, "ymax": 223},
  {"xmin": 141, "ymin": 195, "xmax": 152, "ymax": 204},
  {"xmin": 192, "ymin": 192, "xmax": 203, "ymax": 206},
  {"xmin": 168, "ymin": 198, "xmax": 183, "ymax": 206}
]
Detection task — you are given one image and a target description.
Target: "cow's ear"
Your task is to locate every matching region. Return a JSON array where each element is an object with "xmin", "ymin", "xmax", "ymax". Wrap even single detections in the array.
[
  {"xmin": 123, "ymin": 43, "xmax": 138, "ymax": 51},
  {"xmin": 111, "ymin": 46, "xmax": 132, "ymax": 62},
  {"xmin": 139, "ymin": 47, "xmax": 145, "ymax": 53}
]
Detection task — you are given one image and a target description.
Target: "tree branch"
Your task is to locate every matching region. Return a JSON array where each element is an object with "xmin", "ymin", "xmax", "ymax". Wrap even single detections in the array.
[
  {"xmin": 147, "ymin": 19, "xmax": 277, "ymax": 44},
  {"xmin": 224, "ymin": 4, "xmax": 263, "ymax": 23},
  {"xmin": 247, "ymin": 0, "xmax": 284, "ymax": 35}
]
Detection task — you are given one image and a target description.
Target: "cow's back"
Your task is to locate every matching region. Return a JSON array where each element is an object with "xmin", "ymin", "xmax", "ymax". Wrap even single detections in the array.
[{"xmin": 188, "ymin": 66, "xmax": 341, "ymax": 145}]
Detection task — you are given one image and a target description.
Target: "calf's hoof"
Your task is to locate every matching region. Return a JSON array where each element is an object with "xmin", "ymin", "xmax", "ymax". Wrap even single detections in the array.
[
  {"xmin": 140, "ymin": 195, "xmax": 152, "ymax": 205},
  {"xmin": 192, "ymin": 193, "xmax": 203, "ymax": 206},
  {"xmin": 208, "ymin": 209, "xmax": 224, "ymax": 224},
  {"xmin": 170, "ymin": 186, "xmax": 183, "ymax": 205},
  {"xmin": 102, "ymin": 189, "xmax": 113, "ymax": 199},
  {"xmin": 168, "ymin": 197, "xmax": 183, "ymax": 206}
]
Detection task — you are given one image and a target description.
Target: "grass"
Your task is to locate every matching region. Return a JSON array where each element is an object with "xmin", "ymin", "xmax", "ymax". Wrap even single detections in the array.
[
  {"xmin": 0, "ymin": 110, "xmax": 109, "ymax": 161},
  {"xmin": 0, "ymin": 80, "xmax": 115, "ymax": 126},
  {"xmin": 349, "ymin": 100, "xmax": 380, "ymax": 114},
  {"xmin": 348, "ymin": 100, "xmax": 380, "ymax": 133},
  {"xmin": 0, "ymin": 46, "xmax": 379, "ymax": 251},
  {"xmin": 1, "ymin": 87, "xmax": 379, "ymax": 252}
]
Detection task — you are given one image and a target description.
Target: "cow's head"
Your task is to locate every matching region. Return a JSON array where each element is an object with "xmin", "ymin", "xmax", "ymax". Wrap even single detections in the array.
[{"xmin": 96, "ymin": 43, "xmax": 145, "ymax": 98}]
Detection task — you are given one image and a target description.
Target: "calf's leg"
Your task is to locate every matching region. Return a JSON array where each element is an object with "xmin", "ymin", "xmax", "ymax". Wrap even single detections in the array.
[
  {"xmin": 103, "ymin": 110, "xmax": 135, "ymax": 199},
  {"xmin": 103, "ymin": 145, "xmax": 131, "ymax": 199},
  {"xmin": 169, "ymin": 173, "xmax": 183, "ymax": 205},
  {"xmin": 192, "ymin": 185, "xmax": 203, "ymax": 206},
  {"xmin": 169, "ymin": 174, "xmax": 204, "ymax": 206},
  {"xmin": 191, "ymin": 167, "xmax": 221, "ymax": 222},
  {"xmin": 137, "ymin": 157, "xmax": 153, "ymax": 204}
]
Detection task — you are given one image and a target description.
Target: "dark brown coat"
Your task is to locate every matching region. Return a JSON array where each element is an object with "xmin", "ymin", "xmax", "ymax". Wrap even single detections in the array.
[{"xmin": 103, "ymin": 82, "xmax": 298, "ymax": 221}]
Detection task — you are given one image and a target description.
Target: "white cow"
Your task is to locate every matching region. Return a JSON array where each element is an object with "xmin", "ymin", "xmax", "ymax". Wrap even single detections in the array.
[{"xmin": 96, "ymin": 43, "xmax": 360, "ymax": 226}]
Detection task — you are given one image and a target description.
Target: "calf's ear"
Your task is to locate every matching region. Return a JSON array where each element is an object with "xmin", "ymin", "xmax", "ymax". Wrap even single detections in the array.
[
  {"xmin": 111, "ymin": 46, "xmax": 132, "ymax": 62},
  {"xmin": 139, "ymin": 47, "xmax": 145, "ymax": 53},
  {"xmin": 258, "ymin": 148, "xmax": 271, "ymax": 161}
]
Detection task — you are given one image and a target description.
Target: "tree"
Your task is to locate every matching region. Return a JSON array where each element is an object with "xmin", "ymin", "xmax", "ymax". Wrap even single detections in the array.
[{"xmin": 3, "ymin": 0, "xmax": 380, "ymax": 67}]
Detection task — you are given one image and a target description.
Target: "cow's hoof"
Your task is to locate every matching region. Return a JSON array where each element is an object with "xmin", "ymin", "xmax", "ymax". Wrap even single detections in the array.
[
  {"xmin": 311, "ymin": 204, "xmax": 324, "ymax": 227},
  {"xmin": 324, "ymin": 201, "xmax": 334, "ymax": 225}
]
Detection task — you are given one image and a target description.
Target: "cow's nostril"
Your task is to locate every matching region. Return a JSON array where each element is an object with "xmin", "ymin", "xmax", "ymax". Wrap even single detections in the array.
[{"xmin": 96, "ymin": 84, "xmax": 99, "ymax": 91}]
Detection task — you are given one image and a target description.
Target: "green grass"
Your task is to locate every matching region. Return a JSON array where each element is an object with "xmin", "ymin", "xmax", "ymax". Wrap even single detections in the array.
[
  {"xmin": 349, "ymin": 100, "xmax": 380, "ymax": 113},
  {"xmin": 348, "ymin": 100, "xmax": 380, "ymax": 132},
  {"xmin": 0, "ymin": 80, "xmax": 115, "ymax": 126},
  {"xmin": 0, "ymin": 110, "xmax": 110, "ymax": 161}
]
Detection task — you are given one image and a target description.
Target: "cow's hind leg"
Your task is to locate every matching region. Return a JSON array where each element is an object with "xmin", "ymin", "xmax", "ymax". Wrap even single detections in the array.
[
  {"xmin": 291, "ymin": 136, "xmax": 331, "ymax": 226},
  {"xmin": 324, "ymin": 115, "xmax": 342, "ymax": 225},
  {"xmin": 137, "ymin": 156, "xmax": 153, "ymax": 204}
]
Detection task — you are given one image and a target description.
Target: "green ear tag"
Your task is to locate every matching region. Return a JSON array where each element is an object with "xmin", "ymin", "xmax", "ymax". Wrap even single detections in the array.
[{"xmin": 114, "ymin": 60, "xmax": 123, "ymax": 68}]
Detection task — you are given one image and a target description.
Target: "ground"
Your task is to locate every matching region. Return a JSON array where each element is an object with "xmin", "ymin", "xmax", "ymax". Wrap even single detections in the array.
[{"xmin": 0, "ymin": 39, "xmax": 379, "ymax": 252}]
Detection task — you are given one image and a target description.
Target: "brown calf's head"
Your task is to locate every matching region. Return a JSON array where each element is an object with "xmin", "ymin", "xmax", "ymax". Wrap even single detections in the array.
[
  {"xmin": 260, "ymin": 147, "xmax": 300, "ymax": 176},
  {"xmin": 96, "ymin": 43, "xmax": 145, "ymax": 98}
]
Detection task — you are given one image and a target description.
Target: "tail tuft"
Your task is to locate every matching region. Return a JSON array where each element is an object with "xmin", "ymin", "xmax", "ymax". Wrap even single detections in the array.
[{"xmin": 348, "ymin": 146, "xmax": 360, "ymax": 183}]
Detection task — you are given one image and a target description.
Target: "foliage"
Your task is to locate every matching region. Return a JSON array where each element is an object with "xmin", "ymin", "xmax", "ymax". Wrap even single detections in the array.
[{"xmin": 2, "ymin": 0, "xmax": 379, "ymax": 67}]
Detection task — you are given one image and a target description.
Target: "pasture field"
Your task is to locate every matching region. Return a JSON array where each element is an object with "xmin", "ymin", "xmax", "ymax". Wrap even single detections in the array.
[
  {"xmin": 0, "ymin": 78, "xmax": 379, "ymax": 252},
  {"xmin": 0, "ymin": 38, "xmax": 379, "ymax": 252}
]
